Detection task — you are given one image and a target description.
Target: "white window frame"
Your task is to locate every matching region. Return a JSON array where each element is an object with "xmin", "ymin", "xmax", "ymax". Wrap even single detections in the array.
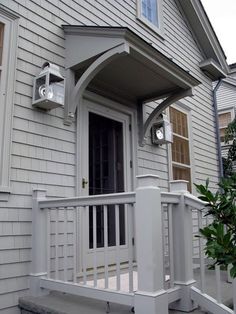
[
  {"xmin": 167, "ymin": 104, "xmax": 195, "ymax": 193},
  {"xmin": 218, "ymin": 107, "xmax": 235, "ymax": 146},
  {"xmin": 136, "ymin": 0, "xmax": 164, "ymax": 36},
  {"xmin": 0, "ymin": 7, "xmax": 18, "ymax": 201}
]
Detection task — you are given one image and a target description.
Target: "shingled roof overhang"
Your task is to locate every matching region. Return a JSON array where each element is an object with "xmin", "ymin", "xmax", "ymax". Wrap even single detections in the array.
[{"xmin": 63, "ymin": 26, "xmax": 200, "ymax": 144}]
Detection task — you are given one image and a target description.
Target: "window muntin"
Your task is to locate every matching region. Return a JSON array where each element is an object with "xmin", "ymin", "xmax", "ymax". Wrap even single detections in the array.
[
  {"xmin": 170, "ymin": 107, "xmax": 191, "ymax": 191},
  {"xmin": 218, "ymin": 112, "xmax": 232, "ymax": 142},
  {"xmin": 141, "ymin": 0, "xmax": 158, "ymax": 26}
]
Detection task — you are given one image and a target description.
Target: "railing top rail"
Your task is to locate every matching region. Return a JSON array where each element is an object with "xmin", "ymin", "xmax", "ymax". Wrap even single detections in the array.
[
  {"xmin": 37, "ymin": 191, "xmax": 136, "ymax": 209},
  {"xmin": 184, "ymin": 193, "xmax": 207, "ymax": 210},
  {"xmin": 161, "ymin": 192, "xmax": 180, "ymax": 204}
]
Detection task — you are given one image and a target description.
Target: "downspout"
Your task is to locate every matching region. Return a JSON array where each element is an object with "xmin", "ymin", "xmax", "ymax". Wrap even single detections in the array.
[{"xmin": 213, "ymin": 78, "xmax": 224, "ymax": 178}]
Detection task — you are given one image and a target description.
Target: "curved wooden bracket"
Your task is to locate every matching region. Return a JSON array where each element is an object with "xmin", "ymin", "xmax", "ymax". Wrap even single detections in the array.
[
  {"xmin": 64, "ymin": 43, "xmax": 130, "ymax": 125},
  {"xmin": 138, "ymin": 88, "xmax": 194, "ymax": 146}
]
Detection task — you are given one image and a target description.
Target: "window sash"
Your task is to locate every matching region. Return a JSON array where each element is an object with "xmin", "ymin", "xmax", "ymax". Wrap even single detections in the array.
[
  {"xmin": 0, "ymin": 9, "xmax": 18, "ymax": 198},
  {"xmin": 141, "ymin": 0, "xmax": 158, "ymax": 26},
  {"xmin": 218, "ymin": 112, "xmax": 231, "ymax": 128},
  {"xmin": 170, "ymin": 106, "xmax": 191, "ymax": 191},
  {"xmin": 0, "ymin": 23, "xmax": 4, "ymax": 65}
]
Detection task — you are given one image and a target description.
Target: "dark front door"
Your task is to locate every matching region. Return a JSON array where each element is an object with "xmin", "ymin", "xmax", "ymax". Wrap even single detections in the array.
[{"xmin": 89, "ymin": 112, "xmax": 126, "ymax": 249}]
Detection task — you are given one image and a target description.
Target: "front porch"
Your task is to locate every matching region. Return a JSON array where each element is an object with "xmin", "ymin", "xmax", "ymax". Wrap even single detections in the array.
[{"xmin": 25, "ymin": 175, "xmax": 236, "ymax": 314}]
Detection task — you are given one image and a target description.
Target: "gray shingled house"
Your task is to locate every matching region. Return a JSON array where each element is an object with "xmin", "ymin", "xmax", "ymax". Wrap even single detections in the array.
[{"xmin": 0, "ymin": 1, "xmax": 231, "ymax": 313}]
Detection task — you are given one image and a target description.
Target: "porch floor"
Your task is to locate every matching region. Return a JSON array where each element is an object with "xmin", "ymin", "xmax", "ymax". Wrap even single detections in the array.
[{"xmin": 19, "ymin": 268, "xmax": 232, "ymax": 314}]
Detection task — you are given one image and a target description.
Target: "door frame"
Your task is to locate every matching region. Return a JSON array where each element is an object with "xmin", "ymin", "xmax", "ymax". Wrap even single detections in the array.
[{"xmin": 76, "ymin": 91, "xmax": 137, "ymax": 272}]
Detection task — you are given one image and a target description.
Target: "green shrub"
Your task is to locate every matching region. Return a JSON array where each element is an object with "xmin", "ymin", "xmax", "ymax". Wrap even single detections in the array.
[{"xmin": 195, "ymin": 175, "xmax": 236, "ymax": 278}]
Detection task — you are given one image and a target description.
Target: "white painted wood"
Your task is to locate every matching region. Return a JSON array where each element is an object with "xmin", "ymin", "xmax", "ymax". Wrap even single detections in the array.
[
  {"xmin": 38, "ymin": 192, "xmax": 136, "ymax": 209},
  {"xmin": 40, "ymin": 277, "xmax": 134, "ymax": 306},
  {"xmin": 0, "ymin": 8, "xmax": 19, "ymax": 198},
  {"xmin": 104, "ymin": 205, "xmax": 109, "ymax": 289},
  {"xmin": 30, "ymin": 189, "xmax": 48, "ymax": 297},
  {"xmin": 135, "ymin": 174, "xmax": 165, "ymax": 292},
  {"xmin": 73, "ymin": 207, "xmax": 77, "ymax": 283},
  {"xmin": 92, "ymin": 206, "xmax": 97, "ymax": 287},
  {"xmin": 55, "ymin": 208, "xmax": 59, "ymax": 280},
  {"xmin": 127, "ymin": 204, "xmax": 134, "ymax": 293},
  {"xmin": 169, "ymin": 180, "xmax": 196, "ymax": 312},
  {"xmin": 167, "ymin": 204, "xmax": 174, "ymax": 289},
  {"xmin": 63, "ymin": 207, "xmax": 67, "ymax": 282},
  {"xmin": 198, "ymin": 209, "xmax": 206, "ymax": 293},
  {"xmin": 215, "ymin": 265, "xmax": 222, "ymax": 304},
  {"xmin": 134, "ymin": 174, "xmax": 168, "ymax": 314},
  {"xmin": 115, "ymin": 204, "xmax": 121, "ymax": 291},
  {"xmin": 191, "ymin": 286, "xmax": 234, "ymax": 314},
  {"xmin": 233, "ymin": 278, "xmax": 236, "ymax": 313}
]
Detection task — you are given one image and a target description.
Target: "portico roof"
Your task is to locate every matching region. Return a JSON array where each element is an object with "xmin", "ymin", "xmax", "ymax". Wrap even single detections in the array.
[{"xmin": 63, "ymin": 26, "xmax": 201, "ymax": 144}]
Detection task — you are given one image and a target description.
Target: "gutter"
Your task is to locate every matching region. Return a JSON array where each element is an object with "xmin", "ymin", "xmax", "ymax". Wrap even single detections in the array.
[{"xmin": 213, "ymin": 79, "xmax": 223, "ymax": 178}]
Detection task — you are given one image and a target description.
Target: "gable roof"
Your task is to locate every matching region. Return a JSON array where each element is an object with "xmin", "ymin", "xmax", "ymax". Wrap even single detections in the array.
[{"xmin": 176, "ymin": 0, "xmax": 229, "ymax": 78}]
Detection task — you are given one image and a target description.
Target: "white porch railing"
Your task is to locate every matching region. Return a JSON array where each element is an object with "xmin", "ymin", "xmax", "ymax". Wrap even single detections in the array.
[{"xmin": 30, "ymin": 176, "xmax": 236, "ymax": 314}]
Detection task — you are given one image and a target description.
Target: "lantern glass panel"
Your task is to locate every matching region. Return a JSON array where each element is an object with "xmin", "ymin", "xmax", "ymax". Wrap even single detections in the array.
[{"xmin": 35, "ymin": 75, "xmax": 46, "ymax": 101}]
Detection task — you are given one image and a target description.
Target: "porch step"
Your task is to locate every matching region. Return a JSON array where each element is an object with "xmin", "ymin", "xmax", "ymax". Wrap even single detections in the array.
[
  {"xmin": 19, "ymin": 292, "xmax": 132, "ymax": 314},
  {"xmin": 19, "ymin": 291, "xmax": 207, "ymax": 314}
]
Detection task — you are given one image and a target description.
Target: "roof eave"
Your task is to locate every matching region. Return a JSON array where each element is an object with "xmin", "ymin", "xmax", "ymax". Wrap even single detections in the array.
[{"xmin": 175, "ymin": 0, "xmax": 229, "ymax": 75}]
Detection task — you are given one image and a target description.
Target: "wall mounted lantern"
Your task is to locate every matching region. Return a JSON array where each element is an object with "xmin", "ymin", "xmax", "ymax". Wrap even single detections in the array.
[
  {"xmin": 32, "ymin": 62, "xmax": 65, "ymax": 110},
  {"xmin": 151, "ymin": 114, "xmax": 173, "ymax": 145}
]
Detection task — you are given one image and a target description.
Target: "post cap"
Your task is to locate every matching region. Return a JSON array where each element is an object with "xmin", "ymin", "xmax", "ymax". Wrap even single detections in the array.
[
  {"xmin": 136, "ymin": 174, "xmax": 160, "ymax": 188},
  {"xmin": 169, "ymin": 180, "xmax": 188, "ymax": 193}
]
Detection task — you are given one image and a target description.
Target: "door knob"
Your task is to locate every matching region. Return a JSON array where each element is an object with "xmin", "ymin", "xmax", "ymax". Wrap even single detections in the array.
[{"xmin": 82, "ymin": 178, "xmax": 88, "ymax": 189}]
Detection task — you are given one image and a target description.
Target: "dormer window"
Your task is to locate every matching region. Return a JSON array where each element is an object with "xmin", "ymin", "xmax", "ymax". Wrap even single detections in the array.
[{"xmin": 137, "ymin": 0, "xmax": 163, "ymax": 35}]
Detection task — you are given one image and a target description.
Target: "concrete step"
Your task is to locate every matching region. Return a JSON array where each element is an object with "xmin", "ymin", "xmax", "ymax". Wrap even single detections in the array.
[{"xmin": 19, "ymin": 291, "xmax": 208, "ymax": 314}]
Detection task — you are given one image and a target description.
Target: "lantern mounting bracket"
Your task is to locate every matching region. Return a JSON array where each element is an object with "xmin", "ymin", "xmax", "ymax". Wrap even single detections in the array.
[{"xmin": 138, "ymin": 88, "xmax": 194, "ymax": 146}]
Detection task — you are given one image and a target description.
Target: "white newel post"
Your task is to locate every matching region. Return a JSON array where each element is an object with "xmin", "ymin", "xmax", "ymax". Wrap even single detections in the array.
[
  {"xmin": 134, "ymin": 175, "xmax": 168, "ymax": 314},
  {"xmin": 169, "ymin": 180, "xmax": 196, "ymax": 312},
  {"xmin": 30, "ymin": 189, "xmax": 48, "ymax": 296}
]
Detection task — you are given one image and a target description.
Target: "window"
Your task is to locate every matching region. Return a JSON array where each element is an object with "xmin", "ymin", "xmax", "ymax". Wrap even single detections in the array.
[
  {"xmin": 0, "ymin": 8, "xmax": 18, "ymax": 200},
  {"xmin": 141, "ymin": 0, "xmax": 158, "ymax": 26},
  {"xmin": 170, "ymin": 107, "xmax": 192, "ymax": 191},
  {"xmin": 218, "ymin": 111, "xmax": 232, "ymax": 142},
  {"xmin": 137, "ymin": 0, "xmax": 163, "ymax": 34},
  {"xmin": 0, "ymin": 23, "xmax": 3, "ymax": 65}
]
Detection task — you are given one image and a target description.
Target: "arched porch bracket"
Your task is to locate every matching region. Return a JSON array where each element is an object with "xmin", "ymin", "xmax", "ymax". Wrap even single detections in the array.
[
  {"xmin": 64, "ymin": 43, "xmax": 130, "ymax": 125},
  {"xmin": 138, "ymin": 88, "xmax": 194, "ymax": 146}
]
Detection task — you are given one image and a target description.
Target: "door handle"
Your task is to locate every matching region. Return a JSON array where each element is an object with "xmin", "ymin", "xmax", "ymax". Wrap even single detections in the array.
[{"xmin": 82, "ymin": 178, "xmax": 88, "ymax": 189}]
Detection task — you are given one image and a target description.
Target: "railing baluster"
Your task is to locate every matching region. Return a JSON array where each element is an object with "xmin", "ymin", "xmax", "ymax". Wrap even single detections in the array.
[
  {"xmin": 215, "ymin": 265, "xmax": 222, "ymax": 303},
  {"xmin": 104, "ymin": 205, "xmax": 109, "ymax": 289},
  {"xmin": 168, "ymin": 204, "xmax": 174, "ymax": 288},
  {"xmin": 115, "ymin": 204, "xmax": 120, "ymax": 291},
  {"xmin": 55, "ymin": 207, "xmax": 59, "ymax": 280},
  {"xmin": 63, "ymin": 207, "xmax": 67, "ymax": 282},
  {"xmin": 47, "ymin": 208, "xmax": 50, "ymax": 279},
  {"xmin": 73, "ymin": 206, "xmax": 77, "ymax": 283},
  {"xmin": 233, "ymin": 279, "xmax": 236, "ymax": 312},
  {"xmin": 93, "ymin": 206, "xmax": 97, "ymax": 287},
  {"xmin": 83, "ymin": 206, "xmax": 88, "ymax": 285},
  {"xmin": 127, "ymin": 204, "xmax": 133, "ymax": 293},
  {"xmin": 161, "ymin": 204, "xmax": 167, "ymax": 288},
  {"xmin": 198, "ymin": 209, "xmax": 206, "ymax": 293}
]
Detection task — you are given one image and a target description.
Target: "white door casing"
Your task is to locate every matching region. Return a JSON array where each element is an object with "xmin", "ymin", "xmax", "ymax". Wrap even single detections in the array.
[{"xmin": 77, "ymin": 94, "xmax": 135, "ymax": 271}]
